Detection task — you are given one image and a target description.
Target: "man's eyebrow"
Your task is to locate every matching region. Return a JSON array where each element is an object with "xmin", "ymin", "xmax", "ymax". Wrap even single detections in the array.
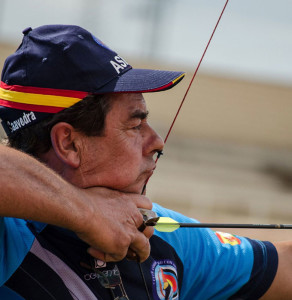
[{"xmin": 129, "ymin": 110, "xmax": 149, "ymax": 119}]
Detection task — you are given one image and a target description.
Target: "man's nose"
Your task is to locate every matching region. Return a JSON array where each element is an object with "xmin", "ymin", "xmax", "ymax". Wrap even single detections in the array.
[{"xmin": 144, "ymin": 125, "xmax": 164, "ymax": 156}]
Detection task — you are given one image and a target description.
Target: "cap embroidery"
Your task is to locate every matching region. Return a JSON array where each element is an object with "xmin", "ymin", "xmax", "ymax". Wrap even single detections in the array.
[{"xmin": 7, "ymin": 111, "xmax": 36, "ymax": 133}]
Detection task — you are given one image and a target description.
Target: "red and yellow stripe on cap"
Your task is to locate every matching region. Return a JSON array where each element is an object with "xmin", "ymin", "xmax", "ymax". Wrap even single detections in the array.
[
  {"xmin": 0, "ymin": 81, "xmax": 88, "ymax": 113},
  {"xmin": 143, "ymin": 74, "xmax": 185, "ymax": 93}
]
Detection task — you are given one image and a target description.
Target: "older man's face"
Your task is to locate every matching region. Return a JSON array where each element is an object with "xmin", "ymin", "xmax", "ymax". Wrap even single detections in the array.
[{"xmin": 77, "ymin": 93, "xmax": 164, "ymax": 193}]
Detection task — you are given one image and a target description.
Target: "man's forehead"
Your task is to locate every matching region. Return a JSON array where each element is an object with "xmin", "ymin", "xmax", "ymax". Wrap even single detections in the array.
[{"xmin": 110, "ymin": 93, "xmax": 147, "ymax": 111}]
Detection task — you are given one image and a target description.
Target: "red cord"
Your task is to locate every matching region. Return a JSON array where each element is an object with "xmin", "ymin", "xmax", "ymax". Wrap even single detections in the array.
[
  {"xmin": 164, "ymin": 0, "xmax": 230, "ymax": 145},
  {"xmin": 143, "ymin": 0, "xmax": 230, "ymax": 191}
]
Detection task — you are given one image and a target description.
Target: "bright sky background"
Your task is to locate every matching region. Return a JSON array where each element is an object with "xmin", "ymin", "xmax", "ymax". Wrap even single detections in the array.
[{"xmin": 0, "ymin": 0, "xmax": 292, "ymax": 86}]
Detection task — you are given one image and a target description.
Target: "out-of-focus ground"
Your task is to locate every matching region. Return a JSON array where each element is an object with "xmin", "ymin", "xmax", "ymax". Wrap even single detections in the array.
[{"xmin": 1, "ymin": 43, "xmax": 292, "ymax": 242}]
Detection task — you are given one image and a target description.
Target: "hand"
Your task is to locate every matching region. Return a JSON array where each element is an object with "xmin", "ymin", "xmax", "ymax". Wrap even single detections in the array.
[{"xmin": 73, "ymin": 187, "xmax": 154, "ymax": 262}]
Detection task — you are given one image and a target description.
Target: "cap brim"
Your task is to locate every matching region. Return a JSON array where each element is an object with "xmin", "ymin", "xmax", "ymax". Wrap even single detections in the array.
[{"xmin": 94, "ymin": 68, "xmax": 185, "ymax": 94}]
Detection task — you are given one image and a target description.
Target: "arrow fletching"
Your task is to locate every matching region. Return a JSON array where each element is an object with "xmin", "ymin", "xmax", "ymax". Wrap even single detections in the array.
[{"xmin": 154, "ymin": 217, "xmax": 180, "ymax": 232}]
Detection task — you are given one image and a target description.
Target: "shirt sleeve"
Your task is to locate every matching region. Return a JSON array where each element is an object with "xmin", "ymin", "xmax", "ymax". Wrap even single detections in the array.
[
  {"xmin": 229, "ymin": 239, "xmax": 278, "ymax": 299},
  {"xmin": 0, "ymin": 217, "xmax": 35, "ymax": 285},
  {"xmin": 152, "ymin": 203, "xmax": 278, "ymax": 300}
]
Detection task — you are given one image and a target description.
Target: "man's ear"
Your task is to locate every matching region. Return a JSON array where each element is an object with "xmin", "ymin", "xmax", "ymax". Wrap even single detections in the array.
[{"xmin": 50, "ymin": 122, "xmax": 81, "ymax": 168}]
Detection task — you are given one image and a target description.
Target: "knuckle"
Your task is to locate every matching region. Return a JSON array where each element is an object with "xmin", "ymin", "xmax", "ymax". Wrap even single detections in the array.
[
  {"xmin": 131, "ymin": 209, "xmax": 143, "ymax": 226},
  {"xmin": 119, "ymin": 235, "xmax": 131, "ymax": 249}
]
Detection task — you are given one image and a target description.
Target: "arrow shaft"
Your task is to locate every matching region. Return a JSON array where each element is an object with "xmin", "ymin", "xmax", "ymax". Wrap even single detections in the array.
[{"xmin": 158, "ymin": 223, "xmax": 292, "ymax": 229}]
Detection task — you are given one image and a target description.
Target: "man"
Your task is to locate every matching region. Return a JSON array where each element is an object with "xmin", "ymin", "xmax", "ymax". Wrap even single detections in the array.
[
  {"xmin": 0, "ymin": 143, "xmax": 153, "ymax": 261},
  {"xmin": 0, "ymin": 24, "xmax": 291, "ymax": 299}
]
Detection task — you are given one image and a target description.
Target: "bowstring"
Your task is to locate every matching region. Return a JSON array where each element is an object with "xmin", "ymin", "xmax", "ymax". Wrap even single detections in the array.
[
  {"xmin": 139, "ymin": 3, "xmax": 231, "ymax": 299},
  {"xmin": 164, "ymin": 0, "xmax": 230, "ymax": 146},
  {"xmin": 142, "ymin": 0, "xmax": 230, "ymax": 193}
]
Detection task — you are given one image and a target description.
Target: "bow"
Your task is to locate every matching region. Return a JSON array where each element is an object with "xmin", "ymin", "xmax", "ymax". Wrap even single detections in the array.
[{"xmin": 142, "ymin": 0, "xmax": 292, "ymax": 231}]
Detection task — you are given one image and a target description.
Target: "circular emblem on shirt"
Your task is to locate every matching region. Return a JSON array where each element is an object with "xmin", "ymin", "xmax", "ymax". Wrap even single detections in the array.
[{"xmin": 151, "ymin": 260, "xmax": 179, "ymax": 300}]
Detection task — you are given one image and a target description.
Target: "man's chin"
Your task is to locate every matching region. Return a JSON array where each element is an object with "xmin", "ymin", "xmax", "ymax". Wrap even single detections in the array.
[
  {"xmin": 119, "ymin": 185, "xmax": 145, "ymax": 194},
  {"xmin": 115, "ymin": 181, "xmax": 147, "ymax": 194},
  {"xmin": 81, "ymin": 178, "xmax": 147, "ymax": 194}
]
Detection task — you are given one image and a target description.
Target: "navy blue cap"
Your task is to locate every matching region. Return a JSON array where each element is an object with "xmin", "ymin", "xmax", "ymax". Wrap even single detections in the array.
[{"xmin": 0, "ymin": 24, "xmax": 185, "ymax": 135}]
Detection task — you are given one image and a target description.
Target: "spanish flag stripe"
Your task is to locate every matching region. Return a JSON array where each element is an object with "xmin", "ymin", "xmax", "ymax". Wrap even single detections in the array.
[
  {"xmin": 138, "ymin": 74, "xmax": 185, "ymax": 92},
  {"xmin": 0, "ymin": 88, "xmax": 82, "ymax": 108},
  {"xmin": 0, "ymin": 81, "xmax": 88, "ymax": 98},
  {"xmin": 172, "ymin": 74, "xmax": 185, "ymax": 84},
  {"xmin": 0, "ymin": 73, "xmax": 185, "ymax": 108},
  {"xmin": 0, "ymin": 99, "xmax": 63, "ymax": 113},
  {"xmin": 215, "ymin": 232, "xmax": 225, "ymax": 244}
]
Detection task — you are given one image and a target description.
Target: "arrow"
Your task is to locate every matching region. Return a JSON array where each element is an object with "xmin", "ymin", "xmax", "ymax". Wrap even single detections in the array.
[
  {"xmin": 139, "ymin": 209, "xmax": 292, "ymax": 232},
  {"xmin": 153, "ymin": 217, "xmax": 292, "ymax": 232},
  {"xmin": 154, "ymin": 217, "xmax": 292, "ymax": 232}
]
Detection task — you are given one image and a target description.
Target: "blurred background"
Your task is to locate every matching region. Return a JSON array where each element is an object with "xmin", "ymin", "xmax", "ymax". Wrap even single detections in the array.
[{"xmin": 1, "ymin": 0, "xmax": 292, "ymax": 241}]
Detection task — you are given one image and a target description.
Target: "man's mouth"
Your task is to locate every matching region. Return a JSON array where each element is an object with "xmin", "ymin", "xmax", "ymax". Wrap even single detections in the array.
[{"xmin": 141, "ymin": 165, "xmax": 156, "ymax": 194}]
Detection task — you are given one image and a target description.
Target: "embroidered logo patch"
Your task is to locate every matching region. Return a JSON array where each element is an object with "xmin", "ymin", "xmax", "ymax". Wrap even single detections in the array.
[
  {"xmin": 151, "ymin": 260, "xmax": 179, "ymax": 300},
  {"xmin": 215, "ymin": 231, "xmax": 241, "ymax": 245}
]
